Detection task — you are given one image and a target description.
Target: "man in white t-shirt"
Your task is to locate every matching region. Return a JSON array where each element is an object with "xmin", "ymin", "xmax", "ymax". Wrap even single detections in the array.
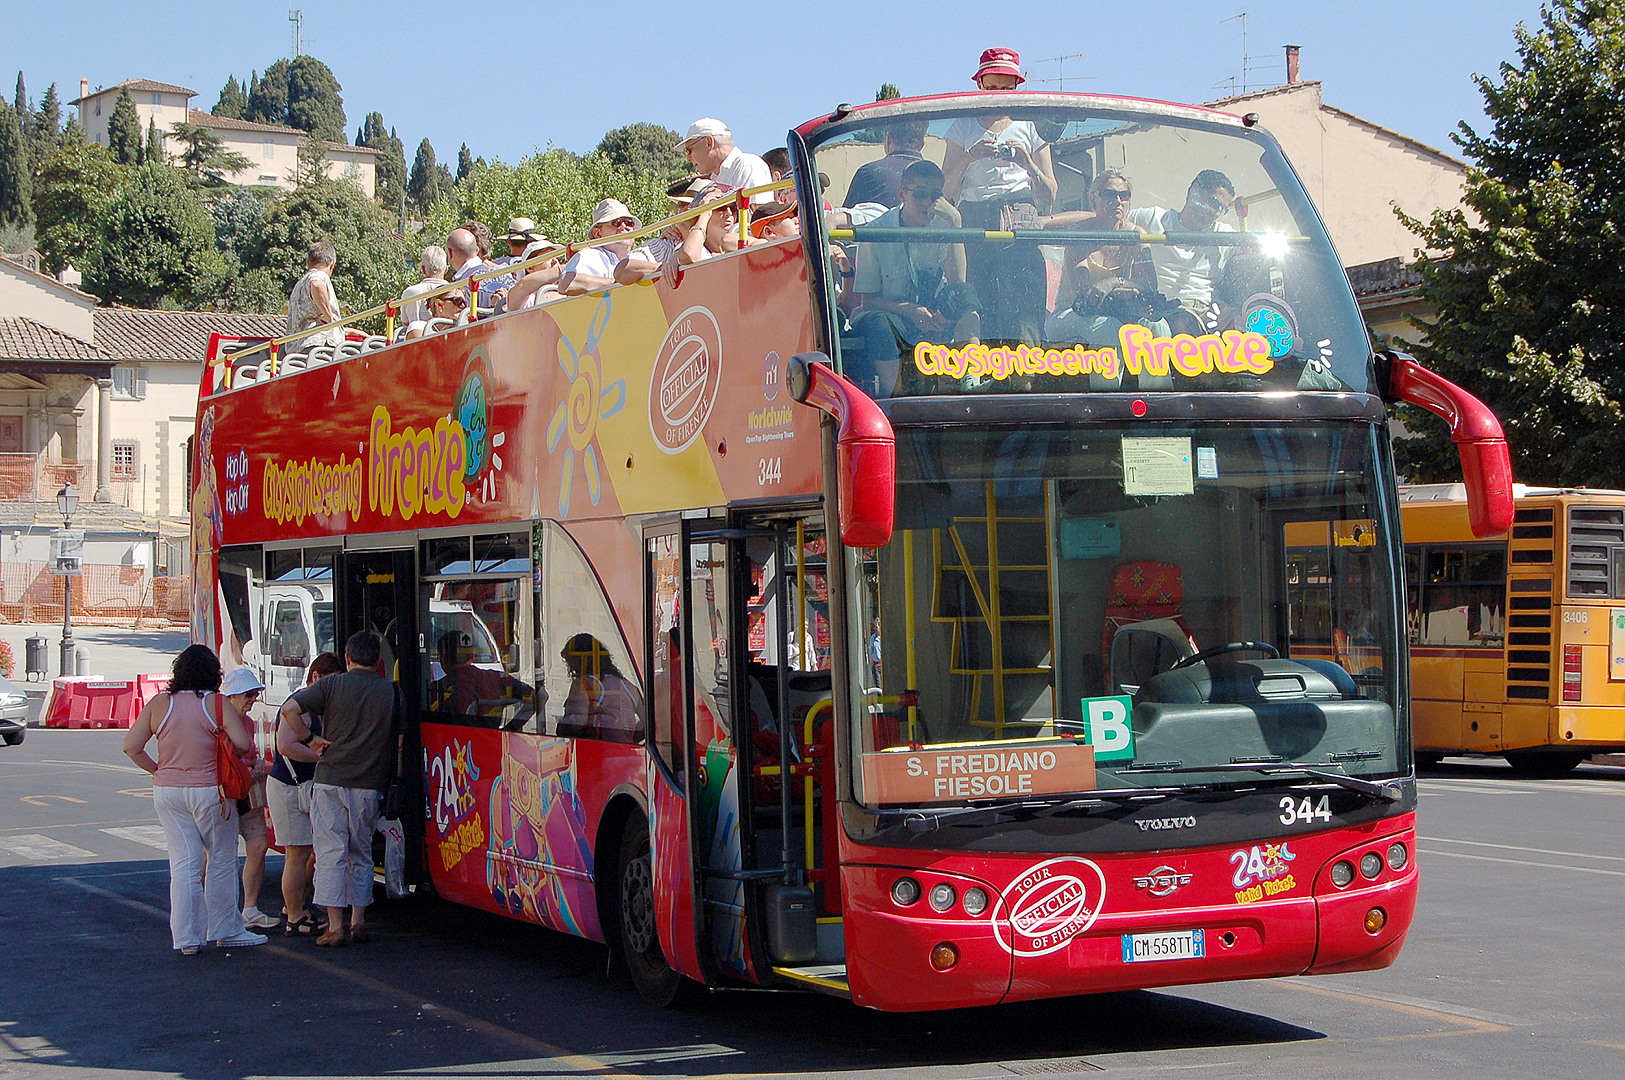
[
  {"xmin": 677, "ymin": 118, "xmax": 774, "ymax": 205},
  {"xmin": 560, "ymin": 199, "xmax": 641, "ymax": 296},
  {"xmin": 397, "ymin": 246, "xmax": 449, "ymax": 326},
  {"xmin": 1127, "ymin": 169, "xmax": 1237, "ymax": 312}
]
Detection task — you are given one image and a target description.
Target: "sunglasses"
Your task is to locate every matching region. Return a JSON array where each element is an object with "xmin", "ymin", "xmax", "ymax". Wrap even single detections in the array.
[
  {"xmin": 904, "ymin": 186, "xmax": 944, "ymax": 200},
  {"xmin": 1190, "ymin": 189, "xmax": 1232, "ymax": 213},
  {"xmin": 1096, "ymin": 189, "xmax": 1132, "ymax": 201}
]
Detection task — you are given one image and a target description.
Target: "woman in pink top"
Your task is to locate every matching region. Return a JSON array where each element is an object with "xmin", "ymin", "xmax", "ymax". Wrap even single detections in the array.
[{"xmin": 122, "ymin": 644, "xmax": 262, "ymax": 953}]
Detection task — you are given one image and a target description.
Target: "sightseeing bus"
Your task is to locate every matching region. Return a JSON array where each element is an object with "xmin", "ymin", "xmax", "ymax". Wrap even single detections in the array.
[
  {"xmin": 1398, "ymin": 483, "xmax": 1625, "ymax": 775},
  {"xmin": 192, "ymin": 89, "xmax": 1513, "ymax": 1011}
]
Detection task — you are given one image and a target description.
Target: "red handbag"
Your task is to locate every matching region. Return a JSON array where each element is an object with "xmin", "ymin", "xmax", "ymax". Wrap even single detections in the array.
[{"xmin": 210, "ymin": 693, "xmax": 253, "ymax": 803}]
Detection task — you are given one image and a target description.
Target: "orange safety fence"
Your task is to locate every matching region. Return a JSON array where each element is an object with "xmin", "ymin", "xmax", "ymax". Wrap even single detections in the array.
[{"xmin": 0, "ymin": 562, "xmax": 190, "ymax": 624}]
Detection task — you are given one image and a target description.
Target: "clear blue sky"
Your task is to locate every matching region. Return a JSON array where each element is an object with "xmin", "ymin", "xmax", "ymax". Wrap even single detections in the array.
[{"xmin": 10, "ymin": 1, "xmax": 1544, "ymax": 167}]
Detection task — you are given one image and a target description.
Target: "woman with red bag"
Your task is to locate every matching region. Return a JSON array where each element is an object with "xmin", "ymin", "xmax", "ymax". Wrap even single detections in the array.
[{"xmin": 123, "ymin": 644, "xmax": 267, "ymax": 953}]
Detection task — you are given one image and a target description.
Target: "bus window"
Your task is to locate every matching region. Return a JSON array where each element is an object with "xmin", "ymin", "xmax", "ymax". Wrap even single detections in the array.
[
  {"xmin": 537, "ymin": 522, "xmax": 643, "ymax": 744},
  {"xmin": 648, "ymin": 532, "xmax": 683, "ymax": 777},
  {"xmin": 1415, "ymin": 546, "xmax": 1505, "ymax": 647}
]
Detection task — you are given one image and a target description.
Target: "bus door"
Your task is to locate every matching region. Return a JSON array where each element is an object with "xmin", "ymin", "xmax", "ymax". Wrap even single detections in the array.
[{"xmin": 338, "ymin": 547, "xmax": 423, "ymax": 877}]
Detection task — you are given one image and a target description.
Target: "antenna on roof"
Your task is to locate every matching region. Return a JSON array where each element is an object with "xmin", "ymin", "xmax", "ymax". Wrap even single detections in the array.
[
  {"xmin": 1216, "ymin": 12, "xmax": 1274, "ymax": 95},
  {"xmin": 289, "ymin": 9, "xmax": 303, "ymax": 57},
  {"xmin": 1031, "ymin": 52, "xmax": 1097, "ymax": 92}
]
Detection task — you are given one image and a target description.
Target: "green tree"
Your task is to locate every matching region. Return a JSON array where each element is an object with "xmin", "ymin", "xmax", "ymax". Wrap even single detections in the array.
[
  {"xmin": 107, "ymin": 87, "xmax": 141, "ymax": 165},
  {"xmin": 89, "ymin": 163, "xmax": 226, "ymax": 307},
  {"xmin": 357, "ymin": 112, "xmax": 406, "ymax": 212},
  {"xmin": 211, "ymin": 185, "xmax": 281, "ymax": 311},
  {"xmin": 13, "ymin": 73, "xmax": 26, "ymax": 117},
  {"xmin": 876, "ymin": 82, "xmax": 902, "ymax": 100},
  {"xmin": 144, "ymin": 119, "xmax": 163, "ymax": 165},
  {"xmin": 246, "ymin": 61, "xmax": 290, "ymax": 126},
  {"xmin": 424, "ymin": 147, "xmax": 669, "ymax": 254},
  {"xmin": 61, "ymin": 114, "xmax": 84, "ymax": 146},
  {"xmin": 169, "ymin": 121, "xmax": 252, "ymax": 183},
  {"xmin": 407, "ymin": 137, "xmax": 448, "ymax": 212},
  {"xmin": 32, "ymin": 84, "xmax": 62, "ymax": 164},
  {"xmin": 456, "ymin": 143, "xmax": 474, "ymax": 184},
  {"xmin": 1398, "ymin": 0, "xmax": 1625, "ymax": 487},
  {"xmin": 32, "ymin": 142, "xmax": 129, "ymax": 273},
  {"xmin": 293, "ymin": 134, "xmax": 329, "ymax": 187},
  {"xmin": 286, "ymin": 56, "xmax": 346, "ymax": 142},
  {"xmin": 595, "ymin": 122, "xmax": 688, "ymax": 179},
  {"xmin": 0, "ymin": 101, "xmax": 31, "ymax": 226},
  {"xmin": 247, "ymin": 176, "xmax": 411, "ymax": 314},
  {"xmin": 213, "ymin": 75, "xmax": 248, "ymax": 119}
]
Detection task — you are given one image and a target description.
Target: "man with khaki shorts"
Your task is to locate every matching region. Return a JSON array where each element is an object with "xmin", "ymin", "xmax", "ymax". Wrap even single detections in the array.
[{"xmin": 280, "ymin": 631, "xmax": 397, "ymax": 947}]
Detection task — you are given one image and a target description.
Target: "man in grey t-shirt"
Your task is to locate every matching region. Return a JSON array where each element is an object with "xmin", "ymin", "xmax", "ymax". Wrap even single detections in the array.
[{"xmin": 280, "ymin": 630, "xmax": 397, "ymax": 947}]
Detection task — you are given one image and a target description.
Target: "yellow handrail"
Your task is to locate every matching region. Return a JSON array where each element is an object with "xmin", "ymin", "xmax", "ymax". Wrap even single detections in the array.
[{"xmin": 217, "ymin": 178, "xmax": 794, "ymax": 384}]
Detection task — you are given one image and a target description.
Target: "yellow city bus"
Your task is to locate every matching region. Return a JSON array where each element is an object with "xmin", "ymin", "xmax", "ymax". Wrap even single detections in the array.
[{"xmin": 1399, "ymin": 483, "xmax": 1625, "ymax": 775}]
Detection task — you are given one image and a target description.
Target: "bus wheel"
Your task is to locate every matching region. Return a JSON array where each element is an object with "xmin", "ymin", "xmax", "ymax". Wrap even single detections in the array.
[
  {"xmin": 1504, "ymin": 749, "xmax": 1586, "ymax": 778},
  {"xmin": 617, "ymin": 816, "xmax": 701, "ymax": 1008}
]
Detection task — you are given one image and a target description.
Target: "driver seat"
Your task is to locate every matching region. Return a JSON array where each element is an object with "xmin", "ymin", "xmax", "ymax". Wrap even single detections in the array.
[{"xmin": 1102, "ymin": 561, "xmax": 1197, "ymax": 694}]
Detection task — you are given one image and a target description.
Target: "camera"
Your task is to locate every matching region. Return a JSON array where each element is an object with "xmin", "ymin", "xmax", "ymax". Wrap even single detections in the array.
[{"xmin": 998, "ymin": 144, "xmax": 1018, "ymax": 160}]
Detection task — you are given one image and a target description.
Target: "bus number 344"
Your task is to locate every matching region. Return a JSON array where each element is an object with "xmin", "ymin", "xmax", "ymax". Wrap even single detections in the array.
[
  {"xmin": 758, "ymin": 457, "xmax": 782, "ymax": 486},
  {"xmin": 1279, "ymin": 795, "xmax": 1331, "ymax": 826}
]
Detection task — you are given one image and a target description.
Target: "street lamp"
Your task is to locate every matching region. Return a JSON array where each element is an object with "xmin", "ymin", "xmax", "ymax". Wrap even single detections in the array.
[{"xmin": 57, "ymin": 484, "xmax": 78, "ymax": 677}]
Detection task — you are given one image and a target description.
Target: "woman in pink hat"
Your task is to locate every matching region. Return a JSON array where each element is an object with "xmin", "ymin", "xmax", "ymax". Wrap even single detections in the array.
[{"xmin": 942, "ymin": 48, "xmax": 1057, "ymax": 343}]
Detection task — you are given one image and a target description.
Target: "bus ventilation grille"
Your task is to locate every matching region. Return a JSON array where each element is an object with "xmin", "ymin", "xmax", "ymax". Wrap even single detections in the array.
[
  {"xmin": 1509, "ymin": 507, "xmax": 1557, "ymax": 702},
  {"xmin": 1567, "ymin": 506, "xmax": 1625, "ymax": 599}
]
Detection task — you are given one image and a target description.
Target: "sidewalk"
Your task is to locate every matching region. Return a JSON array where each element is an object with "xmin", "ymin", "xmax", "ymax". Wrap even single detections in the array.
[{"xmin": 2, "ymin": 621, "xmax": 192, "ymax": 724}]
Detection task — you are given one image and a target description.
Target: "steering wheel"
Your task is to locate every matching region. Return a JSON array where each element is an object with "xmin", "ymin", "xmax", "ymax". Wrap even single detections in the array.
[{"xmin": 1169, "ymin": 641, "xmax": 1280, "ymax": 671}]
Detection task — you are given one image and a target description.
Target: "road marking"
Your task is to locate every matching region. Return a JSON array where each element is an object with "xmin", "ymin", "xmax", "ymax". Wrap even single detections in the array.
[
  {"xmin": 117, "ymin": 788, "xmax": 154, "ymax": 798},
  {"xmin": 100, "ymin": 826, "xmax": 168, "ymax": 850},
  {"xmin": 38, "ymin": 759, "xmax": 145, "ymax": 774},
  {"xmin": 0, "ymin": 834, "xmax": 97, "ymax": 861},
  {"xmin": 55, "ymin": 876, "xmax": 649, "ymax": 1079},
  {"xmin": 1418, "ymin": 846, "xmax": 1625, "ymax": 877},
  {"xmin": 0, "ymin": 817, "xmax": 160, "ymax": 835},
  {"xmin": 1281, "ymin": 981, "xmax": 1511, "ymax": 1036},
  {"xmin": 19, "ymin": 794, "xmax": 88, "ymax": 806},
  {"xmin": 1427, "ymin": 836, "xmax": 1625, "ymax": 864}
]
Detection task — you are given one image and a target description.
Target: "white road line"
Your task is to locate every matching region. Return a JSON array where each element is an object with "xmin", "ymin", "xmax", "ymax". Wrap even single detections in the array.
[
  {"xmin": 1418, "ymin": 846, "xmax": 1625, "ymax": 877},
  {"xmin": 1427, "ymin": 836, "xmax": 1625, "ymax": 863},
  {"xmin": 0, "ymin": 834, "xmax": 97, "ymax": 861},
  {"xmin": 100, "ymin": 826, "xmax": 168, "ymax": 850},
  {"xmin": 37, "ymin": 759, "xmax": 145, "ymax": 774}
]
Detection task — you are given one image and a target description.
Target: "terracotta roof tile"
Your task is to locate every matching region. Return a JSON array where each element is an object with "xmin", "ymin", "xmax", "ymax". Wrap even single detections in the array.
[
  {"xmin": 0, "ymin": 318, "xmax": 117, "ymax": 362},
  {"xmin": 70, "ymin": 78, "xmax": 196, "ymax": 104},
  {"xmin": 92, "ymin": 308, "xmax": 285, "ymax": 363},
  {"xmin": 188, "ymin": 110, "xmax": 380, "ymax": 155}
]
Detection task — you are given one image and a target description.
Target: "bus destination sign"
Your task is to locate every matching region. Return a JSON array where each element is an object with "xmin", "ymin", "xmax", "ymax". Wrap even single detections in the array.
[{"xmin": 863, "ymin": 739, "xmax": 1096, "ymax": 805}]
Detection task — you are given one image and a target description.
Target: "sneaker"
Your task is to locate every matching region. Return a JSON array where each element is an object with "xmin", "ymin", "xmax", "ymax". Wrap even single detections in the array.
[
  {"xmin": 213, "ymin": 931, "xmax": 268, "ymax": 948},
  {"xmin": 241, "ymin": 908, "xmax": 279, "ymax": 930}
]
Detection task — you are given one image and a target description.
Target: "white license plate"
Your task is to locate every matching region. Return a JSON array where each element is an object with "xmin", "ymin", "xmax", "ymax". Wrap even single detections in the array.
[{"xmin": 1121, "ymin": 929, "xmax": 1205, "ymax": 963}]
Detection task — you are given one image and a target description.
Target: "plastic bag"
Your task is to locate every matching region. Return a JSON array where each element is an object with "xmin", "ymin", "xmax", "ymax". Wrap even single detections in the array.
[{"xmin": 378, "ymin": 817, "xmax": 408, "ymax": 900}]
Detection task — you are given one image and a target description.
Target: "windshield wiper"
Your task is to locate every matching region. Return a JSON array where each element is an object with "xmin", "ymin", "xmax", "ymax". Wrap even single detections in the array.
[
  {"xmin": 1117, "ymin": 761, "xmax": 1405, "ymax": 803},
  {"xmin": 874, "ymin": 786, "xmax": 1190, "ymax": 832}
]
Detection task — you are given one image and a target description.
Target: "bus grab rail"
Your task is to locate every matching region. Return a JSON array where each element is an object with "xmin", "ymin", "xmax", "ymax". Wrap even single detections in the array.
[
  {"xmin": 787, "ymin": 354, "xmax": 896, "ymax": 549},
  {"xmin": 214, "ymin": 178, "xmax": 796, "ymax": 386},
  {"xmin": 1378, "ymin": 350, "xmax": 1514, "ymax": 539}
]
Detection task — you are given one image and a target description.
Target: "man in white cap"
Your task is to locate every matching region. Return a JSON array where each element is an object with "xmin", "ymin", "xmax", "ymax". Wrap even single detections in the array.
[
  {"xmin": 221, "ymin": 667, "xmax": 276, "ymax": 930},
  {"xmin": 677, "ymin": 119, "xmax": 773, "ymax": 204},
  {"xmin": 560, "ymin": 198, "xmax": 642, "ymax": 296}
]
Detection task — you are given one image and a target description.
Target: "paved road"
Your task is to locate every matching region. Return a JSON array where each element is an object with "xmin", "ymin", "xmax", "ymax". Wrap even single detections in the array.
[{"xmin": 2, "ymin": 732, "xmax": 1621, "ymax": 1080}]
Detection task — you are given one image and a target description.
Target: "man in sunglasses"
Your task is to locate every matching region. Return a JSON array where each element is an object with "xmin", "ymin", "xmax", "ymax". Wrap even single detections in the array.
[
  {"xmin": 1127, "ymin": 168, "xmax": 1237, "ymax": 318},
  {"xmin": 849, "ymin": 160, "xmax": 982, "ymax": 396}
]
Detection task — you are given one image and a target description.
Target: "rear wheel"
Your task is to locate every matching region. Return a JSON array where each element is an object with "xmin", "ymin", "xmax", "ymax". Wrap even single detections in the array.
[
  {"xmin": 616, "ymin": 814, "xmax": 701, "ymax": 1008},
  {"xmin": 1504, "ymin": 749, "xmax": 1586, "ymax": 777}
]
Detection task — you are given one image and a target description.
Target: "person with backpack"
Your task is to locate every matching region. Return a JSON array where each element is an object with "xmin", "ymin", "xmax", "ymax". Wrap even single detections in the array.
[{"xmin": 122, "ymin": 644, "xmax": 267, "ymax": 954}]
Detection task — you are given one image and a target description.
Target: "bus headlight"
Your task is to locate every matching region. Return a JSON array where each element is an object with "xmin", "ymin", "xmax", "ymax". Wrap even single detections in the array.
[
  {"xmin": 1330, "ymin": 860, "xmax": 1355, "ymax": 888},
  {"xmin": 1387, "ymin": 842, "xmax": 1408, "ymax": 871},
  {"xmin": 928, "ymin": 883, "xmax": 957, "ymax": 912},
  {"xmin": 962, "ymin": 887, "xmax": 989, "ymax": 916},
  {"xmin": 1360, "ymin": 852, "xmax": 1384, "ymax": 879},
  {"xmin": 891, "ymin": 877, "xmax": 920, "ymax": 906}
]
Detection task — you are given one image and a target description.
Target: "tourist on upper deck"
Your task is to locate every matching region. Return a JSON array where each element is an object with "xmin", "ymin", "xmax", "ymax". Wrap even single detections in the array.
[
  {"xmin": 560, "ymin": 199, "xmax": 641, "ymax": 296},
  {"xmin": 849, "ymin": 160, "xmax": 981, "ymax": 397},
  {"xmin": 1126, "ymin": 168, "xmax": 1237, "ymax": 320},
  {"xmin": 446, "ymin": 228, "xmax": 495, "ymax": 309},
  {"xmin": 845, "ymin": 121, "xmax": 928, "ymax": 210},
  {"xmin": 286, "ymin": 242, "xmax": 342, "ymax": 355},
  {"xmin": 1044, "ymin": 169, "xmax": 1160, "ymax": 344},
  {"xmin": 398, "ymin": 246, "xmax": 449, "ymax": 327},
  {"xmin": 403, "ymin": 288, "xmax": 469, "ymax": 339},
  {"xmin": 763, "ymin": 147, "xmax": 794, "ymax": 205},
  {"xmin": 940, "ymin": 48, "xmax": 1057, "ymax": 343},
  {"xmin": 678, "ymin": 187, "xmax": 755, "ymax": 267},
  {"xmin": 750, "ymin": 199, "xmax": 800, "ymax": 241},
  {"xmin": 506, "ymin": 238, "xmax": 564, "ymax": 310},
  {"xmin": 677, "ymin": 119, "xmax": 774, "ymax": 205}
]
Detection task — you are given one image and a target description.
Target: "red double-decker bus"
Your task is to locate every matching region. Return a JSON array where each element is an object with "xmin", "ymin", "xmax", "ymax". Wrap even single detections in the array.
[{"xmin": 193, "ymin": 89, "xmax": 1511, "ymax": 1010}]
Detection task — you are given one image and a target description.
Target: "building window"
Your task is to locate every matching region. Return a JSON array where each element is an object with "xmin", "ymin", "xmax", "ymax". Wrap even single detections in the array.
[
  {"xmin": 112, "ymin": 440, "xmax": 138, "ymax": 480},
  {"xmin": 151, "ymin": 93, "xmax": 162, "ymax": 105},
  {"xmin": 112, "ymin": 366, "xmax": 147, "ymax": 400},
  {"xmin": 263, "ymin": 137, "xmax": 275, "ymax": 160}
]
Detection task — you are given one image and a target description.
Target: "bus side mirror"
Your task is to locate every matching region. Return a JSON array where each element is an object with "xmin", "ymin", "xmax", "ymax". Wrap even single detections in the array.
[
  {"xmin": 787, "ymin": 353, "xmax": 895, "ymax": 548},
  {"xmin": 1378, "ymin": 351, "xmax": 1514, "ymax": 538}
]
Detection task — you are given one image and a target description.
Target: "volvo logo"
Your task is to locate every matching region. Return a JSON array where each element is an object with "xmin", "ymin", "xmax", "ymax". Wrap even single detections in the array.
[
  {"xmin": 1134, "ymin": 815, "xmax": 1197, "ymax": 832},
  {"xmin": 1133, "ymin": 865, "xmax": 1193, "ymax": 897}
]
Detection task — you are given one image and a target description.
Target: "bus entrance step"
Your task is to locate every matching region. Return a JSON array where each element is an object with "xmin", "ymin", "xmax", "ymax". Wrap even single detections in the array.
[{"xmin": 771, "ymin": 963, "xmax": 850, "ymax": 996}]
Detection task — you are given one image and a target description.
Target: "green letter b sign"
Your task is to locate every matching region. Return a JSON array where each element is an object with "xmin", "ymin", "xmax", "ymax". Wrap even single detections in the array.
[{"xmin": 1081, "ymin": 695, "xmax": 1135, "ymax": 762}]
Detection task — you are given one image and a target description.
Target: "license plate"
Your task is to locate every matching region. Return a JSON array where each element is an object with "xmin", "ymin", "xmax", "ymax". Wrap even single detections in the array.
[{"xmin": 1121, "ymin": 929, "xmax": 1205, "ymax": 963}]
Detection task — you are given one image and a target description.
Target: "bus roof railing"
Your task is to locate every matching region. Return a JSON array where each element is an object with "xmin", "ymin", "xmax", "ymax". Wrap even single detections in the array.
[{"xmin": 213, "ymin": 177, "xmax": 796, "ymax": 392}]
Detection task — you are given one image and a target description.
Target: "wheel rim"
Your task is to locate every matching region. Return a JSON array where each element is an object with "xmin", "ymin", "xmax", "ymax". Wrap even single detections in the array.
[{"xmin": 621, "ymin": 851, "xmax": 656, "ymax": 956}]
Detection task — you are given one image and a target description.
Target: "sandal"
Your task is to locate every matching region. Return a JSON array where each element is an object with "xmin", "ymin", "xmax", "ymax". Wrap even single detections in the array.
[
  {"xmin": 348, "ymin": 926, "xmax": 371, "ymax": 944},
  {"xmin": 284, "ymin": 915, "xmax": 321, "ymax": 936},
  {"xmin": 315, "ymin": 927, "xmax": 348, "ymax": 948}
]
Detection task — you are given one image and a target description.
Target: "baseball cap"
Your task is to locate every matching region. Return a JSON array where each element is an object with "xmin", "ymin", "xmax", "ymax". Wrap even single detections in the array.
[
  {"xmin": 222, "ymin": 668, "xmax": 265, "ymax": 696},
  {"xmin": 590, "ymin": 199, "xmax": 641, "ymax": 229},
  {"xmin": 676, "ymin": 118, "xmax": 730, "ymax": 149},
  {"xmin": 749, "ymin": 200, "xmax": 798, "ymax": 238}
]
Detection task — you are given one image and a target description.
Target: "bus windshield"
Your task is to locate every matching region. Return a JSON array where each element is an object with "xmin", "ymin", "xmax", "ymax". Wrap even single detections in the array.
[
  {"xmin": 810, "ymin": 101, "xmax": 1370, "ymax": 398},
  {"xmin": 846, "ymin": 421, "xmax": 1403, "ymax": 806}
]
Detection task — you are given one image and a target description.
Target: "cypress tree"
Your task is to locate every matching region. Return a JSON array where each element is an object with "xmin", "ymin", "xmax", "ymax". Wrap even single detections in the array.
[
  {"xmin": 0, "ymin": 102, "xmax": 32, "ymax": 226},
  {"xmin": 456, "ymin": 143, "xmax": 474, "ymax": 183},
  {"xmin": 407, "ymin": 137, "xmax": 443, "ymax": 212},
  {"xmin": 107, "ymin": 87, "xmax": 141, "ymax": 165},
  {"xmin": 214, "ymin": 75, "xmax": 248, "ymax": 119},
  {"xmin": 145, "ymin": 119, "xmax": 164, "ymax": 165},
  {"xmin": 33, "ymin": 84, "xmax": 62, "ymax": 162}
]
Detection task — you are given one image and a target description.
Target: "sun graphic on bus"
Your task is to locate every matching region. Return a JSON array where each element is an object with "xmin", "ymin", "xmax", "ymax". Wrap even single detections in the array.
[{"xmin": 546, "ymin": 297, "xmax": 626, "ymax": 516}]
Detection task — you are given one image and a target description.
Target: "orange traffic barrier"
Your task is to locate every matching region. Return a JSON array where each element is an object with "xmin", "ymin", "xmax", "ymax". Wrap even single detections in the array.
[{"xmin": 42, "ymin": 677, "xmax": 140, "ymax": 729}]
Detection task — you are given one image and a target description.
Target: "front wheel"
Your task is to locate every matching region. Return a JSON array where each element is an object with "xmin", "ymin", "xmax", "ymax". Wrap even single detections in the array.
[
  {"xmin": 2, "ymin": 728, "xmax": 23, "ymax": 746},
  {"xmin": 1504, "ymin": 749, "xmax": 1586, "ymax": 778},
  {"xmin": 617, "ymin": 814, "xmax": 701, "ymax": 1008}
]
